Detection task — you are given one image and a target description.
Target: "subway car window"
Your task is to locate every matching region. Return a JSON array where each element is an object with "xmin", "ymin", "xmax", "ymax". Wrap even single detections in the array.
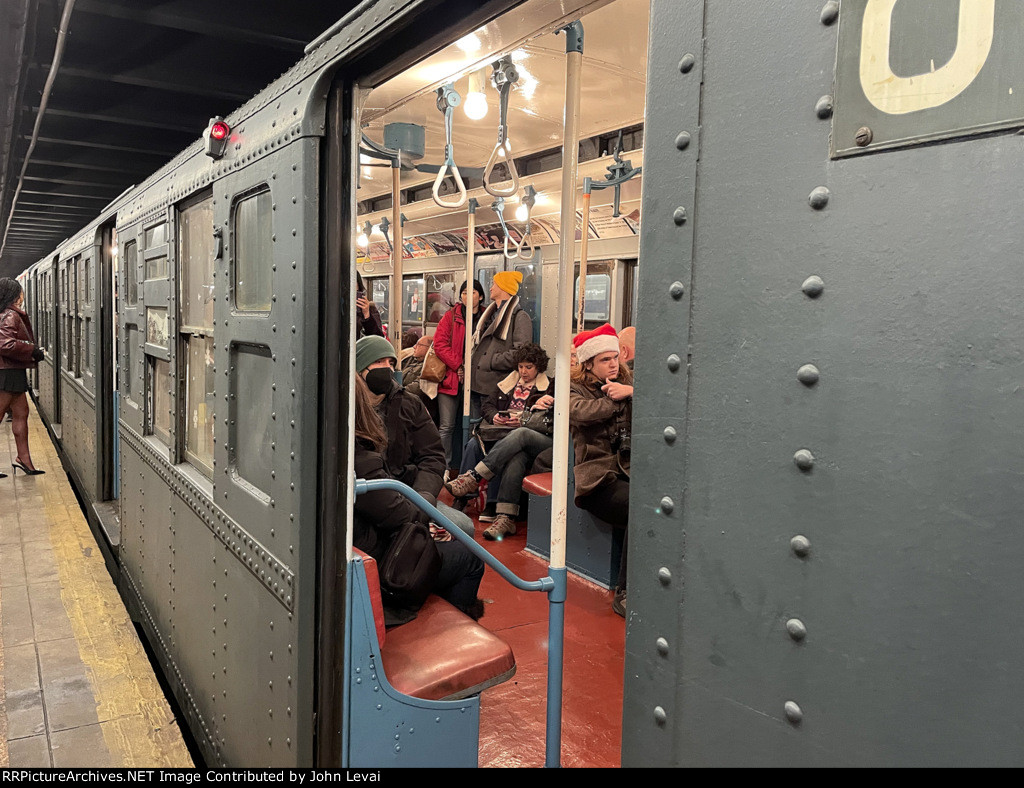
[
  {"xmin": 124, "ymin": 240, "xmax": 139, "ymax": 305},
  {"xmin": 233, "ymin": 188, "xmax": 273, "ymax": 312},
  {"xmin": 179, "ymin": 193, "xmax": 216, "ymax": 475},
  {"xmin": 148, "ymin": 357, "xmax": 171, "ymax": 445},
  {"xmin": 231, "ymin": 343, "xmax": 274, "ymax": 497}
]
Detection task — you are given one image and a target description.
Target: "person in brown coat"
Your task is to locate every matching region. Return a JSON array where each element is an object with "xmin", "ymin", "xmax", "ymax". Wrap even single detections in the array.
[
  {"xmin": 0, "ymin": 278, "xmax": 45, "ymax": 476},
  {"xmin": 569, "ymin": 323, "xmax": 632, "ymax": 616}
]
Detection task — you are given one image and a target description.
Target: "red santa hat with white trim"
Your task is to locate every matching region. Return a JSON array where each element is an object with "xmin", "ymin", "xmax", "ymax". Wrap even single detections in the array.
[{"xmin": 573, "ymin": 323, "xmax": 619, "ymax": 365}]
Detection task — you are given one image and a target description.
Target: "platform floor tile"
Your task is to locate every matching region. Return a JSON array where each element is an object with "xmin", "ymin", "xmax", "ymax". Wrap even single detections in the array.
[{"xmin": 0, "ymin": 400, "xmax": 193, "ymax": 768}]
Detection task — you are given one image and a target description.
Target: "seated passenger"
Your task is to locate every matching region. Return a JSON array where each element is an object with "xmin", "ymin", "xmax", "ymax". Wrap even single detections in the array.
[
  {"xmin": 355, "ymin": 335, "xmax": 474, "ymax": 538},
  {"xmin": 353, "ymin": 375, "xmax": 484, "ymax": 620},
  {"xmin": 446, "ymin": 343, "xmax": 555, "ymax": 538},
  {"xmin": 400, "ymin": 333, "xmax": 431, "ymax": 394},
  {"xmin": 569, "ymin": 324, "xmax": 633, "ymax": 617}
]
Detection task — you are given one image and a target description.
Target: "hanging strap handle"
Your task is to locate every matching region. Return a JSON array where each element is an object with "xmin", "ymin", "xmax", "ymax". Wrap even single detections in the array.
[
  {"xmin": 432, "ymin": 84, "xmax": 469, "ymax": 209},
  {"xmin": 483, "ymin": 57, "xmax": 521, "ymax": 198},
  {"xmin": 514, "ymin": 185, "xmax": 538, "ymax": 261},
  {"xmin": 491, "ymin": 197, "xmax": 517, "ymax": 259}
]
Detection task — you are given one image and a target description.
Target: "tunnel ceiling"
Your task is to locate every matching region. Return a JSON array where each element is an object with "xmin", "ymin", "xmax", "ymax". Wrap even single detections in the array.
[{"xmin": 0, "ymin": 0, "xmax": 361, "ymax": 278}]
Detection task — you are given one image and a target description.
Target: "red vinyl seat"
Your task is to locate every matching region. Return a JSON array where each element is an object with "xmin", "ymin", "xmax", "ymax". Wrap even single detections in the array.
[
  {"xmin": 354, "ymin": 549, "xmax": 516, "ymax": 701},
  {"xmin": 522, "ymin": 472, "xmax": 553, "ymax": 496}
]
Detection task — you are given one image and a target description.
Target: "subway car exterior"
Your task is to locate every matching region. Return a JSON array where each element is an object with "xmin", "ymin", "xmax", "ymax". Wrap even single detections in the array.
[{"xmin": 16, "ymin": 0, "xmax": 1024, "ymax": 768}]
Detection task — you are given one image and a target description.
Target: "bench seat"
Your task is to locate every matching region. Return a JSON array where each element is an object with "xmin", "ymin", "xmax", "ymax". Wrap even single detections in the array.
[
  {"xmin": 522, "ymin": 472, "xmax": 553, "ymax": 496},
  {"xmin": 355, "ymin": 548, "xmax": 516, "ymax": 701}
]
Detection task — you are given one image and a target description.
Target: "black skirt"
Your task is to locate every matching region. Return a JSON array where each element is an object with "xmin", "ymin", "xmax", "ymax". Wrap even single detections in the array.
[{"xmin": 0, "ymin": 368, "xmax": 29, "ymax": 393}]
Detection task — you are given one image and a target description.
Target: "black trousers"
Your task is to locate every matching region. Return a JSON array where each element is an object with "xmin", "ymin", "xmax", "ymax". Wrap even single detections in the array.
[{"xmin": 577, "ymin": 478, "xmax": 630, "ymax": 590}]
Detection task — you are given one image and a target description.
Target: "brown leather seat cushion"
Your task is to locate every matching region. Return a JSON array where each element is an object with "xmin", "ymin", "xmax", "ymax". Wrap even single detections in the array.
[
  {"xmin": 522, "ymin": 472, "xmax": 553, "ymax": 496},
  {"xmin": 382, "ymin": 596, "xmax": 516, "ymax": 701}
]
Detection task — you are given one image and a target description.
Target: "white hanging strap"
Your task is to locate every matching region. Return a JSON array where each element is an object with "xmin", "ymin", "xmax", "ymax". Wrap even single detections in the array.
[
  {"xmin": 483, "ymin": 56, "xmax": 521, "ymax": 198},
  {"xmin": 432, "ymin": 84, "xmax": 469, "ymax": 209}
]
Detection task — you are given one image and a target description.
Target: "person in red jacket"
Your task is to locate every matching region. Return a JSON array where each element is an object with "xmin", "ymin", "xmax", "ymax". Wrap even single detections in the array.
[
  {"xmin": 0, "ymin": 278, "xmax": 45, "ymax": 476},
  {"xmin": 432, "ymin": 279, "xmax": 485, "ymax": 471}
]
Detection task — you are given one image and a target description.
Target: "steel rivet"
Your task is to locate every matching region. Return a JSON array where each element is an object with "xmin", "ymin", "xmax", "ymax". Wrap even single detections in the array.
[
  {"xmin": 674, "ymin": 131, "xmax": 691, "ymax": 150},
  {"xmin": 673, "ymin": 207, "xmax": 688, "ymax": 225},
  {"xmin": 797, "ymin": 364, "xmax": 820, "ymax": 386},
  {"xmin": 855, "ymin": 126, "xmax": 873, "ymax": 147},
  {"xmin": 678, "ymin": 53, "xmax": 695, "ymax": 73},
  {"xmin": 784, "ymin": 701, "xmax": 803, "ymax": 724},
  {"xmin": 663, "ymin": 426, "xmax": 677, "ymax": 443},
  {"xmin": 790, "ymin": 535, "xmax": 811, "ymax": 557},
  {"xmin": 667, "ymin": 354, "xmax": 681, "ymax": 372},
  {"xmin": 658, "ymin": 567, "xmax": 672, "ymax": 585},
  {"xmin": 669, "ymin": 281, "xmax": 685, "ymax": 300},
  {"xmin": 801, "ymin": 276, "xmax": 824, "ymax": 298},
  {"xmin": 814, "ymin": 95, "xmax": 833, "ymax": 119},
  {"xmin": 808, "ymin": 186, "xmax": 830, "ymax": 210},
  {"xmin": 653, "ymin": 706, "xmax": 667, "ymax": 724},
  {"xmin": 660, "ymin": 496, "xmax": 674, "ymax": 514},
  {"xmin": 656, "ymin": 637, "xmax": 669, "ymax": 656},
  {"xmin": 820, "ymin": 1, "xmax": 839, "ymax": 25},
  {"xmin": 793, "ymin": 449, "xmax": 815, "ymax": 471},
  {"xmin": 786, "ymin": 618, "xmax": 807, "ymax": 641}
]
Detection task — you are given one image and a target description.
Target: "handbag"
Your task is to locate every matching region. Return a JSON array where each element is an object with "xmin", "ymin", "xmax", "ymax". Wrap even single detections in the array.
[
  {"xmin": 520, "ymin": 407, "xmax": 554, "ymax": 436},
  {"xmin": 419, "ymin": 343, "xmax": 448, "ymax": 384},
  {"xmin": 377, "ymin": 520, "xmax": 442, "ymax": 611}
]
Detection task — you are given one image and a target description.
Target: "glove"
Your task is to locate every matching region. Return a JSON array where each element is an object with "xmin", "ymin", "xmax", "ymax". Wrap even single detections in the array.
[{"xmin": 31, "ymin": 346, "xmax": 44, "ymax": 362}]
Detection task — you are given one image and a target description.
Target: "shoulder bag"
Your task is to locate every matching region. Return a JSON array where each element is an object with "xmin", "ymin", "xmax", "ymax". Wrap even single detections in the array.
[
  {"xmin": 520, "ymin": 407, "xmax": 554, "ymax": 437},
  {"xmin": 377, "ymin": 520, "xmax": 442, "ymax": 611},
  {"xmin": 419, "ymin": 343, "xmax": 448, "ymax": 384}
]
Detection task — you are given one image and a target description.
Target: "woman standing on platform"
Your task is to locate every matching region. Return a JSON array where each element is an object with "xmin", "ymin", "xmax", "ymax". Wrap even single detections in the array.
[{"xmin": 0, "ymin": 278, "xmax": 45, "ymax": 477}]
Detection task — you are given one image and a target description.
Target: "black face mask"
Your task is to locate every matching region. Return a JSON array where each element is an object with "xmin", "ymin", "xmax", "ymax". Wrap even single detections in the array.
[{"xmin": 364, "ymin": 367, "xmax": 394, "ymax": 396}]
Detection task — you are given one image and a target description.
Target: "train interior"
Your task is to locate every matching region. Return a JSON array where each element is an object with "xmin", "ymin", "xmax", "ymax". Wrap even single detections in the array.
[{"xmin": 348, "ymin": 0, "xmax": 649, "ymax": 767}]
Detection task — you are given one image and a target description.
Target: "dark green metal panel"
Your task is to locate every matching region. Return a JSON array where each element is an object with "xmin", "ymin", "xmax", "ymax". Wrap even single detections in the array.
[{"xmin": 628, "ymin": 0, "xmax": 1024, "ymax": 767}]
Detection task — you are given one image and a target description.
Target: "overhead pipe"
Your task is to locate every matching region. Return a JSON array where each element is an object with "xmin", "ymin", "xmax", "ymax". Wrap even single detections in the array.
[{"xmin": 1, "ymin": 0, "xmax": 77, "ymax": 261}]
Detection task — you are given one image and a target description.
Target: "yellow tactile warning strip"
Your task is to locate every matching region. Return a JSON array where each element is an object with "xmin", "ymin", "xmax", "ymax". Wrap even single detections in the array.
[{"xmin": 0, "ymin": 398, "xmax": 193, "ymax": 767}]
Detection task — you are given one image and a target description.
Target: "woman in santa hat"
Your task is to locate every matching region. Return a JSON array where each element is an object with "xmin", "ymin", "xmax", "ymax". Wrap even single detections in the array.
[{"xmin": 570, "ymin": 323, "xmax": 633, "ymax": 617}]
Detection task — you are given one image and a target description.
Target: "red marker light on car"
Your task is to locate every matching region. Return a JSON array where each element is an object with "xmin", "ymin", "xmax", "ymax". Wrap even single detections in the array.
[{"xmin": 204, "ymin": 116, "xmax": 231, "ymax": 159}]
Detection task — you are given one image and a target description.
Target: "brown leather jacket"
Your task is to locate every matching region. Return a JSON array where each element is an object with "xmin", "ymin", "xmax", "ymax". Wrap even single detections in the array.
[
  {"xmin": 0, "ymin": 306, "xmax": 38, "ymax": 370},
  {"xmin": 569, "ymin": 375, "xmax": 632, "ymax": 502}
]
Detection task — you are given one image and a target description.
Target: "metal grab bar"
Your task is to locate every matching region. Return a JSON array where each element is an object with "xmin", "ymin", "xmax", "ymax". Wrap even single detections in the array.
[
  {"xmin": 482, "ymin": 56, "xmax": 521, "ymax": 198},
  {"xmin": 354, "ymin": 477, "xmax": 554, "ymax": 593}
]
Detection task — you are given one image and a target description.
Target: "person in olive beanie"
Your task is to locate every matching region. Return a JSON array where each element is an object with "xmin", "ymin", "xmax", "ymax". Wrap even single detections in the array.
[{"xmin": 354, "ymin": 335, "xmax": 473, "ymax": 536}]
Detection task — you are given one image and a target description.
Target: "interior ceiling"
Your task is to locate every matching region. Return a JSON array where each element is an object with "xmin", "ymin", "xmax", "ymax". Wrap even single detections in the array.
[
  {"xmin": 358, "ymin": 0, "xmax": 648, "ymax": 202},
  {"xmin": 0, "ymin": 0, "xmax": 361, "ymax": 278}
]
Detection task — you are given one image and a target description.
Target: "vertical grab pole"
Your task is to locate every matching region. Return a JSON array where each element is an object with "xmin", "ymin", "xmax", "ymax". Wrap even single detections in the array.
[
  {"xmin": 389, "ymin": 161, "xmax": 403, "ymax": 355},
  {"xmin": 463, "ymin": 199, "xmax": 477, "ymax": 428},
  {"xmin": 546, "ymin": 19, "xmax": 584, "ymax": 769},
  {"xmin": 577, "ymin": 186, "xmax": 592, "ymax": 333}
]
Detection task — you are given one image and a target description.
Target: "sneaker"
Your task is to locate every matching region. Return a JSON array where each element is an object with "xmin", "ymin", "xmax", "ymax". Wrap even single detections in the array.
[
  {"xmin": 611, "ymin": 587, "xmax": 627, "ymax": 618},
  {"xmin": 444, "ymin": 471, "xmax": 480, "ymax": 498},
  {"xmin": 478, "ymin": 502, "xmax": 497, "ymax": 522},
  {"xmin": 483, "ymin": 514, "xmax": 517, "ymax": 541}
]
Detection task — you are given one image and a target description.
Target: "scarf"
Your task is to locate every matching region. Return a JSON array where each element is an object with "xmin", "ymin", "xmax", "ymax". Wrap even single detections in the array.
[{"xmin": 472, "ymin": 295, "xmax": 520, "ymax": 348}]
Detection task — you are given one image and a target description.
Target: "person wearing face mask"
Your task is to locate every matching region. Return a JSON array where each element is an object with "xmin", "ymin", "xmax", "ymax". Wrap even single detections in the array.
[
  {"xmin": 354, "ymin": 335, "xmax": 474, "ymax": 538},
  {"xmin": 469, "ymin": 271, "xmax": 532, "ymax": 421},
  {"xmin": 433, "ymin": 279, "xmax": 486, "ymax": 474},
  {"xmin": 569, "ymin": 324, "xmax": 633, "ymax": 617}
]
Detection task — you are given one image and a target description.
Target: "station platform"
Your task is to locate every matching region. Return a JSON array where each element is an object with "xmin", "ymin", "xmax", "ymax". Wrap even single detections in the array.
[{"xmin": 0, "ymin": 401, "xmax": 192, "ymax": 768}]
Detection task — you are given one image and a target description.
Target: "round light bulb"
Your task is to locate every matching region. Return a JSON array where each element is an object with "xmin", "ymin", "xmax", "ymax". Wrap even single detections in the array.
[
  {"xmin": 464, "ymin": 91, "xmax": 488, "ymax": 120},
  {"xmin": 356, "ymin": 233, "xmax": 369, "ymax": 249},
  {"xmin": 515, "ymin": 204, "xmax": 529, "ymax": 222}
]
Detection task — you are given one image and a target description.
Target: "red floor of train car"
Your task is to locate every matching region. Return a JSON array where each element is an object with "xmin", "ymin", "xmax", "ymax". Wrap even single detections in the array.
[{"xmin": 440, "ymin": 491, "xmax": 625, "ymax": 768}]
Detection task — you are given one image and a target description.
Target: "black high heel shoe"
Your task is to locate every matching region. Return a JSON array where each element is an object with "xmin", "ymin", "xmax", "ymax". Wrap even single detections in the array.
[{"xmin": 11, "ymin": 461, "xmax": 44, "ymax": 476}]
